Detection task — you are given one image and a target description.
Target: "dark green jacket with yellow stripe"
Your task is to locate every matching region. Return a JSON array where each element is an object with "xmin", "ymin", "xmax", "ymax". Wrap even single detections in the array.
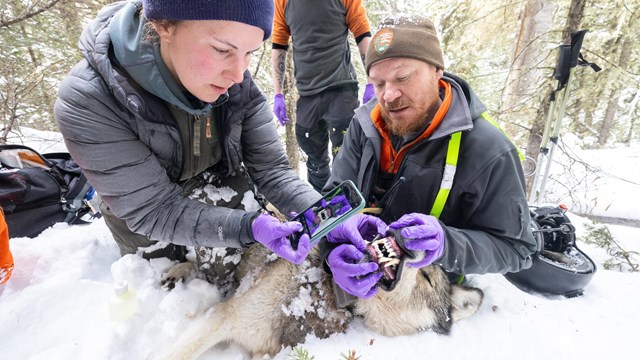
[{"xmin": 324, "ymin": 73, "xmax": 537, "ymax": 275}]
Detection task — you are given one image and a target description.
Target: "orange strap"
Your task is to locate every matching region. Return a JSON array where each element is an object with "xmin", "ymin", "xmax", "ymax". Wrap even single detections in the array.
[
  {"xmin": 0, "ymin": 208, "xmax": 14, "ymax": 285},
  {"xmin": 371, "ymin": 80, "xmax": 452, "ymax": 173}
]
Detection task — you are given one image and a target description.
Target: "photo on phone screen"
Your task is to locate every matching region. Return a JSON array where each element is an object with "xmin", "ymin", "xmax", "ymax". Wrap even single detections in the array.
[{"xmin": 289, "ymin": 180, "xmax": 365, "ymax": 249}]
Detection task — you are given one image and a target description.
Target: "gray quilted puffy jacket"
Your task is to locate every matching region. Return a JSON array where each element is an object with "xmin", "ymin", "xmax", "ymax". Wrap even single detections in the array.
[{"xmin": 54, "ymin": 1, "xmax": 319, "ymax": 248}]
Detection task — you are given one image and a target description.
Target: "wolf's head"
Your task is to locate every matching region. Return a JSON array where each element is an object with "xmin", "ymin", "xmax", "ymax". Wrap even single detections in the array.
[{"xmin": 356, "ymin": 232, "xmax": 484, "ymax": 336}]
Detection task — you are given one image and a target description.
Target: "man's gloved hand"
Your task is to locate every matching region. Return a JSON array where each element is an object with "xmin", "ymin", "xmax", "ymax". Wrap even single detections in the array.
[
  {"xmin": 388, "ymin": 213, "xmax": 445, "ymax": 268},
  {"xmin": 362, "ymin": 83, "xmax": 375, "ymax": 104},
  {"xmin": 327, "ymin": 244, "xmax": 382, "ymax": 298},
  {"xmin": 273, "ymin": 94, "xmax": 289, "ymax": 126},
  {"xmin": 252, "ymin": 214, "xmax": 310, "ymax": 264},
  {"xmin": 326, "ymin": 214, "xmax": 387, "ymax": 251}
]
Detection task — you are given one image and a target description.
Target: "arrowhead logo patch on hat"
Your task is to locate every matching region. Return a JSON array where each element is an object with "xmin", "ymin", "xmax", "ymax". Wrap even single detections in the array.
[{"xmin": 373, "ymin": 28, "xmax": 394, "ymax": 54}]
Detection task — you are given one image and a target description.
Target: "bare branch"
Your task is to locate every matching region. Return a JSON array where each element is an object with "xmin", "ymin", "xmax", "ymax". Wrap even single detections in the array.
[{"xmin": 0, "ymin": 0, "xmax": 63, "ymax": 29}]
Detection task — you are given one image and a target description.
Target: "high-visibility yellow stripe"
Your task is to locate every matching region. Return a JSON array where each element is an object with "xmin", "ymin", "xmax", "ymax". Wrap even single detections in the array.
[
  {"xmin": 370, "ymin": 112, "xmax": 518, "ymax": 220},
  {"xmin": 430, "ymin": 131, "xmax": 461, "ymax": 218},
  {"xmin": 481, "ymin": 112, "xmax": 525, "ymax": 161}
]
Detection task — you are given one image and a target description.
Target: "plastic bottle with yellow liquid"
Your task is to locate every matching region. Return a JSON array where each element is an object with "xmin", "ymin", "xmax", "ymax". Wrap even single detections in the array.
[{"xmin": 109, "ymin": 280, "xmax": 139, "ymax": 321}]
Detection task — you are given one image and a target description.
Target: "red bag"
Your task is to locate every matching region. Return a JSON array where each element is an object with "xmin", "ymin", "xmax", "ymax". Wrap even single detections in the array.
[{"xmin": 0, "ymin": 207, "xmax": 13, "ymax": 285}]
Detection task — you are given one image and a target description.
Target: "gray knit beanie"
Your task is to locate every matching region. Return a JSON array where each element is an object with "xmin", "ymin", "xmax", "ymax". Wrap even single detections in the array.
[
  {"xmin": 143, "ymin": 0, "xmax": 274, "ymax": 40},
  {"xmin": 365, "ymin": 15, "xmax": 444, "ymax": 75}
]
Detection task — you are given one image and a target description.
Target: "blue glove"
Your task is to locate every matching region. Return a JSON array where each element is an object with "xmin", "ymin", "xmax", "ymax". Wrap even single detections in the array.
[
  {"xmin": 273, "ymin": 94, "xmax": 289, "ymax": 126},
  {"xmin": 326, "ymin": 214, "xmax": 387, "ymax": 251},
  {"xmin": 327, "ymin": 244, "xmax": 382, "ymax": 299},
  {"xmin": 252, "ymin": 214, "xmax": 310, "ymax": 264},
  {"xmin": 388, "ymin": 213, "xmax": 445, "ymax": 268},
  {"xmin": 362, "ymin": 83, "xmax": 375, "ymax": 104}
]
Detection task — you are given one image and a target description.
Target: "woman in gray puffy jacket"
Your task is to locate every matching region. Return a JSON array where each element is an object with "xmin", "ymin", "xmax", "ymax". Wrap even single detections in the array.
[{"xmin": 54, "ymin": 0, "xmax": 320, "ymax": 282}]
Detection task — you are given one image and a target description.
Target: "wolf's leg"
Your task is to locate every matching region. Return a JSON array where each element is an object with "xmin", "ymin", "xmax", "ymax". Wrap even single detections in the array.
[
  {"xmin": 450, "ymin": 285, "xmax": 484, "ymax": 322},
  {"xmin": 161, "ymin": 262, "xmax": 197, "ymax": 290},
  {"xmin": 195, "ymin": 246, "xmax": 244, "ymax": 293}
]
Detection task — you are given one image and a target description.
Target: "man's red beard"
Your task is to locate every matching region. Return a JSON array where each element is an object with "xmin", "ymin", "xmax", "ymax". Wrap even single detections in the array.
[{"xmin": 380, "ymin": 98, "xmax": 441, "ymax": 136}]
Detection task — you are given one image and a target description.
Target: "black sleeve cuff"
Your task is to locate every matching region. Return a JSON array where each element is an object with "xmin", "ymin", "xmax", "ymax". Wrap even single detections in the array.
[
  {"xmin": 355, "ymin": 32, "xmax": 372, "ymax": 44},
  {"xmin": 272, "ymin": 43, "xmax": 289, "ymax": 51},
  {"xmin": 239, "ymin": 211, "xmax": 261, "ymax": 248},
  {"xmin": 319, "ymin": 237, "xmax": 339, "ymax": 274}
]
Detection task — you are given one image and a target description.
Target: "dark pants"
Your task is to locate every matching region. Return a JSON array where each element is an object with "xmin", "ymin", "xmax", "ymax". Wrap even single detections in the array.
[
  {"xmin": 296, "ymin": 86, "xmax": 359, "ymax": 192},
  {"xmin": 101, "ymin": 169, "xmax": 253, "ymax": 288}
]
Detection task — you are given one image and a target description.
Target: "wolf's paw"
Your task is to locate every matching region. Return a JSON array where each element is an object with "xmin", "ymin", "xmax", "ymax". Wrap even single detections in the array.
[{"xmin": 161, "ymin": 262, "xmax": 196, "ymax": 290}]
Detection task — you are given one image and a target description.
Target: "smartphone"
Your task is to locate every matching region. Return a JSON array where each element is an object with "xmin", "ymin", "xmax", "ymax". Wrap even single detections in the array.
[{"xmin": 289, "ymin": 180, "xmax": 365, "ymax": 249}]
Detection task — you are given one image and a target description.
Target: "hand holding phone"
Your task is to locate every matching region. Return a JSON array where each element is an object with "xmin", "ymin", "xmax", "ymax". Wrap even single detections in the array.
[{"xmin": 252, "ymin": 214, "xmax": 311, "ymax": 264}]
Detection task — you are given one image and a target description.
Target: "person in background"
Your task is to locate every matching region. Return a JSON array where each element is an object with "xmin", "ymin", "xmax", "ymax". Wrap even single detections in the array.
[
  {"xmin": 322, "ymin": 15, "xmax": 538, "ymax": 298},
  {"xmin": 0, "ymin": 208, "xmax": 13, "ymax": 285},
  {"xmin": 270, "ymin": 0, "xmax": 374, "ymax": 192},
  {"xmin": 54, "ymin": 0, "xmax": 321, "ymax": 286}
]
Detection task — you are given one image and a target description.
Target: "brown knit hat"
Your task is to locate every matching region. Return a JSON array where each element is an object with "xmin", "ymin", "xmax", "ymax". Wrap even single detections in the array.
[{"xmin": 365, "ymin": 15, "xmax": 444, "ymax": 75}]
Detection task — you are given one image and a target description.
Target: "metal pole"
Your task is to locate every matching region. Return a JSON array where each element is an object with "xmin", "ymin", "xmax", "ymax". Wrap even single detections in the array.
[
  {"xmin": 529, "ymin": 92, "xmax": 560, "ymax": 204},
  {"xmin": 537, "ymin": 69, "xmax": 576, "ymax": 203},
  {"xmin": 528, "ymin": 30, "xmax": 599, "ymax": 205}
]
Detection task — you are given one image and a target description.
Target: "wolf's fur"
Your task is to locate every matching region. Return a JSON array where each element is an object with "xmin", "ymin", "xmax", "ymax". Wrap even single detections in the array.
[{"xmin": 161, "ymin": 244, "xmax": 483, "ymax": 360}]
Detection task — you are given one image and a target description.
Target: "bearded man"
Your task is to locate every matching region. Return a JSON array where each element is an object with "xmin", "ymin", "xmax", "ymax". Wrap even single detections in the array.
[{"xmin": 321, "ymin": 16, "xmax": 537, "ymax": 299}]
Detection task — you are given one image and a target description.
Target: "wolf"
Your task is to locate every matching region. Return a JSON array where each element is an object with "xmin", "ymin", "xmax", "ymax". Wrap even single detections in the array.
[{"xmin": 159, "ymin": 233, "xmax": 484, "ymax": 360}]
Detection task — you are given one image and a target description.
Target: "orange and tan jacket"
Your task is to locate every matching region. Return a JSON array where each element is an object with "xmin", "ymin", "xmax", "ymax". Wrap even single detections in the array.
[
  {"xmin": 0, "ymin": 208, "xmax": 14, "ymax": 285},
  {"xmin": 272, "ymin": 0, "xmax": 371, "ymax": 95}
]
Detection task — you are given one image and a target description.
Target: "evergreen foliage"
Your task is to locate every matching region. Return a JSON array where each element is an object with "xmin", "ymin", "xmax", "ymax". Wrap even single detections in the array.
[
  {"xmin": 580, "ymin": 222, "xmax": 639, "ymax": 272},
  {"xmin": 2, "ymin": 0, "xmax": 638, "ymax": 150},
  {"xmin": 288, "ymin": 346, "xmax": 316, "ymax": 360}
]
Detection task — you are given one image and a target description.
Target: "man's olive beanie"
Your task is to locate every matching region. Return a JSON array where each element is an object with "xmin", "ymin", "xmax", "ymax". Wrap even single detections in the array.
[
  {"xmin": 365, "ymin": 15, "xmax": 444, "ymax": 74},
  {"xmin": 142, "ymin": 0, "xmax": 274, "ymax": 40}
]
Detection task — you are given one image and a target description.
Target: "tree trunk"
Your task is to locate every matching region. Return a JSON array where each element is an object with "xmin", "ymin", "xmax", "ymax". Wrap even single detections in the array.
[
  {"xmin": 252, "ymin": 43, "xmax": 268, "ymax": 79},
  {"xmin": 561, "ymin": 0, "xmax": 586, "ymax": 43},
  {"xmin": 598, "ymin": 89, "xmax": 619, "ymax": 146},
  {"xmin": 500, "ymin": 0, "xmax": 555, "ymax": 137},
  {"xmin": 283, "ymin": 50, "xmax": 299, "ymax": 172},
  {"xmin": 624, "ymin": 91, "xmax": 639, "ymax": 146},
  {"xmin": 598, "ymin": 28, "xmax": 632, "ymax": 146}
]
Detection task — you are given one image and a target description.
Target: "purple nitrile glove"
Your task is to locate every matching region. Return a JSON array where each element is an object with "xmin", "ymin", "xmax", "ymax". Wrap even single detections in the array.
[
  {"xmin": 252, "ymin": 214, "xmax": 310, "ymax": 264},
  {"xmin": 388, "ymin": 213, "xmax": 445, "ymax": 268},
  {"xmin": 273, "ymin": 94, "xmax": 289, "ymax": 126},
  {"xmin": 327, "ymin": 244, "xmax": 382, "ymax": 299},
  {"xmin": 327, "ymin": 194, "xmax": 351, "ymax": 216},
  {"xmin": 326, "ymin": 214, "xmax": 387, "ymax": 252},
  {"xmin": 362, "ymin": 83, "xmax": 375, "ymax": 104}
]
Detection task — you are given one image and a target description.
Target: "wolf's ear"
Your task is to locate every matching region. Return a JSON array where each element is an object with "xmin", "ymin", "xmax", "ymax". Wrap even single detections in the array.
[{"xmin": 450, "ymin": 285, "xmax": 483, "ymax": 322}]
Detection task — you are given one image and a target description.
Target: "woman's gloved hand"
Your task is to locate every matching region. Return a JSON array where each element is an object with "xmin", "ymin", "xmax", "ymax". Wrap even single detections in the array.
[
  {"xmin": 388, "ymin": 213, "xmax": 445, "ymax": 268},
  {"xmin": 252, "ymin": 214, "xmax": 310, "ymax": 264}
]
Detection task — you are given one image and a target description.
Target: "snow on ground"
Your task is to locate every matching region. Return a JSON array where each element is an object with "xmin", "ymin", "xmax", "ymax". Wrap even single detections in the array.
[{"xmin": 1, "ymin": 128, "xmax": 639, "ymax": 359}]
